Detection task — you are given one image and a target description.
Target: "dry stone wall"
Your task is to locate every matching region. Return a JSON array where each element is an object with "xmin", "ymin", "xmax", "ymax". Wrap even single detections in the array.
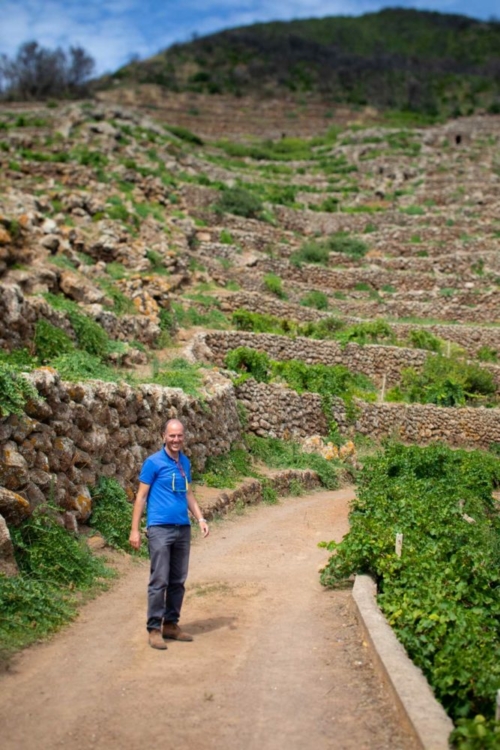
[
  {"xmin": 219, "ymin": 291, "xmax": 500, "ymax": 356},
  {"xmin": 200, "ymin": 470, "xmax": 322, "ymax": 520},
  {"xmin": 257, "ymin": 257, "xmax": 467, "ymax": 292},
  {"xmin": 0, "ymin": 283, "xmax": 160, "ymax": 351},
  {"xmin": 0, "ymin": 370, "xmax": 241, "ymax": 532},
  {"xmin": 235, "ymin": 379, "xmax": 500, "ymax": 450},
  {"xmin": 190, "ymin": 330, "xmax": 500, "ymax": 391}
]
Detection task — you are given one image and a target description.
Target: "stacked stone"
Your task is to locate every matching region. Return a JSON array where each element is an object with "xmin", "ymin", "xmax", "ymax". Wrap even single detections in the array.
[
  {"xmin": 0, "ymin": 369, "xmax": 241, "ymax": 538},
  {"xmin": 191, "ymin": 331, "xmax": 500, "ymax": 391}
]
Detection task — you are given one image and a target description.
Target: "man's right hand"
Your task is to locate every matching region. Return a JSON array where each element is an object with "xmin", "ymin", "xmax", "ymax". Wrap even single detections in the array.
[{"xmin": 129, "ymin": 530, "xmax": 142, "ymax": 550}]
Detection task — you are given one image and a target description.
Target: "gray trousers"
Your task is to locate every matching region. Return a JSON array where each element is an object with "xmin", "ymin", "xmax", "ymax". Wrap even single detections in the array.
[{"xmin": 146, "ymin": 524, "xmax": 191, "ymax": 631}]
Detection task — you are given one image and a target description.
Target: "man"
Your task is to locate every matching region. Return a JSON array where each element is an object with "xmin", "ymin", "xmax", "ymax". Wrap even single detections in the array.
[{"xmin": 129, "ymin": 418, "xmax": 209, "ymax": 650}]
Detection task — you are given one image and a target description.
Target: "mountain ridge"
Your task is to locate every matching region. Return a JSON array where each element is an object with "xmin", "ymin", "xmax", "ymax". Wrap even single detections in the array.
[{"xmin": 99, "ymin": 8, "xmax": 500, "ymax": 116}]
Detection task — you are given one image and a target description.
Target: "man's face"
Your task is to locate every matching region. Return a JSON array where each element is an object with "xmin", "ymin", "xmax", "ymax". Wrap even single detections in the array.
[{"xmin": 164, "ymin": 423, "xmax": 184, "ymax": 454}]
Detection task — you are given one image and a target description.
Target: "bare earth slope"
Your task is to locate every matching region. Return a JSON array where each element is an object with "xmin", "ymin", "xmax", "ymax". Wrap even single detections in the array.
[{"xmin": 0, "ymin": 488, "xmax": 415, "ymax": 750}]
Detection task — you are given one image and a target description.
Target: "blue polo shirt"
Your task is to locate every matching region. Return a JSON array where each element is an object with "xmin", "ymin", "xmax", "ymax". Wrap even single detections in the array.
[{"xmin": 139, "ymin": 448, "xmax": 192, "ymax": 527}]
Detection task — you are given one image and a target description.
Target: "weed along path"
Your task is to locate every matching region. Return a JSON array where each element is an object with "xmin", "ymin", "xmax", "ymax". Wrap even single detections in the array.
[{"xmin": 0, "ymin": 488, "xmax": 415, "ymax": 750}]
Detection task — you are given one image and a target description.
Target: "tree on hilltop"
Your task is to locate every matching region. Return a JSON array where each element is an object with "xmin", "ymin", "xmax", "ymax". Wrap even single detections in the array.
[{"xmin": 0, "ymin": 41, "xmax": 95, "ymax": 100}]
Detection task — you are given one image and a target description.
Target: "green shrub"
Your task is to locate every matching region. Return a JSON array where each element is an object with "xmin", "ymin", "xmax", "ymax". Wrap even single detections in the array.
[
  {"xmin": 0, "ymin": 575, "xmax": 76, "ymax": 655},
  {"xmin": 0, "ymin": 349, "xmax": 36, "ymax": 369},
  {"xmin": 328, "ymin": 233, "xmax": 368, "ymax": 258},
  {"xmin": 298, "ymin": 317, "xmax": 346, "ymax": 340},
  {"xmin": 158, "ymin": 307, "xmax": 176, "ymax": 336},
  {"xmin": 300, "ymin": 290, "xmax": 329, "ymax": 310},
  {"xmin": 317, "ymin": 196, "xmax": 340, "ymax": 212},
  {"xmin": 477, "ymin": 346, "xmax": 498, "ymax": 363},
  {"xmin": 290, "ymin": 241, "xmax": 331, "ymax": 266},
  {"xmin": 0, "ymin": 505, "xmax": 114, "ymax": 657},
  {"xmin": 11, "ymin": 506, "xmax": 110, "ymax": 588},
  {"xmin": 263, "ymin": 273, "xmax": 287, "ymax": 299},
  {"xmin": 105, "ymin": 262, "xmax": 128, "ymax": 279},
  {"xmin": 214, "ymin": 187, "xmax": 264, "ymax": 219},
  {"xmin": 67, "ymin": 147, "xmax": 108, "ymax": 168},
  {"xmin": 225, "ymin": 347, "xmax": 271, "ymax": 383},
  {"xmin": 0, "ymin": 361, "xmax": 39, "ymax": 417},
  {"xmin": 44, "ymin": 295, "xmax": 110, "ymax": 358},
  {"xmin": 320, "ymin": 442, "xmax": 500, "ymax": 725},
  {"xmin": 215, "ymin": 137, "xmax": 311, "ymax": 162},
  {"xmin": 249, "ymin": 182, "xmax": 299, "ymax": 207},
  {"xmin": 451, "ymin": 715, "xmax": 500, "ymax": 748},
  {"xmin": 145, "ymin": 248, "xmax": 169, "ymax": 272},
  {"xmin": 171, "ymin": 302, "xmax": 229, "ymax": 330},
  {"xmin": 336, "ymin": 320, "xmax": 396, "ymax": 347},
  {"xmin": 50, "ymin": 351, "xmax": 118, "ymax": 382},
  {"xmin": 388, "ymin": 355, "xmax": 497, "ymax": 407},
  {"xmin": 200, "ymin": 446, "xmax": 255, "ymax": 488},
  {"xmin": 220, "ymin": 229, "xmax": 234, "ymax": 244},
  {"xmin": 271, "ymin": 359, "xmax": 376, "ymax": 408},
  {"xmin": 261, "ymin": 480, "xmax": 278, "ymax": 504},
  {"xmin": 164, "ymin": 125, "xmax": 203, "ymax": 145},
  {"xmin": 68, "ymin": 312, "xmax": 109, "ymax": 358},
  {"xmin": 407, "ymin": 329, "xmax": 444, "ymax": 353},
  {"xmin": 98, "ymin": 280, "xmax": 136, "ymax": 315},
  {"xmin": 34, "ymin": 319, "xmax": 74, "ymax": 362},
  {"xmin": 288, "ymin": 478, "xmax": 305, "ymax": 496},
  {"xmin": 89, "ymin": 477, "xmax": 144, "ymax": 554},
  {"xmin": 232, "ymin": 309, "xmax": 298, "ymax": 335},
  {"xmin": 291, "ymin": 234, "xmax": 367, "ymax": 266},
  {"xmin": 400, "ymin": 205, "xmax": 425, "ymax": 215}
]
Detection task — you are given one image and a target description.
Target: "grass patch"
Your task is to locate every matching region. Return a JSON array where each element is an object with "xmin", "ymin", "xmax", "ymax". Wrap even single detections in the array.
[
  {"xmin": 300, "ymin": 290, "xmax": 329, "ymax": 310},
  {"xmin": 89, "ymin": 477, "xmax": 146, "ymax": 555},
  {"xmin": 214, "ymin": 186, "xmax": 265, "ymax": 220},
  {"xmin": 148, "ymin": 358, "xmax": 203, "ymax": 396},
  {"xmin": 386, "ymin": 354, "xmax": 497, "ymax": 407},
  {"xmin": 0, "ymin": 360, "xmax": 39, "ymax": 417},
  {"xmin": 291, "ymin": 233, "xmax": 368, "ymax": 266},
  {"xmin": 263, "ymin": 273, "xmax": 287, "ymax": 299}
]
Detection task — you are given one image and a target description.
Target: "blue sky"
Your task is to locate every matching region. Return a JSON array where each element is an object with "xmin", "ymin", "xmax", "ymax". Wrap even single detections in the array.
[{"xmin": 1, "ymin": 0, "xmax": 498, "ymax": 76}]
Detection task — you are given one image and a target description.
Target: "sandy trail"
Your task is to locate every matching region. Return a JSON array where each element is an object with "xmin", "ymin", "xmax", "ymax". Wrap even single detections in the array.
[{"xmin": 0, "ymin": 488, "xmax": 416, "ymax": 750}]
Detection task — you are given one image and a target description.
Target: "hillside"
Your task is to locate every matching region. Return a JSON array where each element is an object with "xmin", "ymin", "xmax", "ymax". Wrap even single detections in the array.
[
  {"xmin": 102, "ymin": 8, "xmax": 500, "ymax": 116},
  {"xmin": 1, "ymin": 99, "xmax": 500, "ymax": 737}
]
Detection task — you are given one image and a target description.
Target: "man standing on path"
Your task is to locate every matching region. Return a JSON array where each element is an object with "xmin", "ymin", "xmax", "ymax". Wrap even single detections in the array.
[{"xmin": 129, "ymin": 419, "xmax": 209, "ymax": 650}]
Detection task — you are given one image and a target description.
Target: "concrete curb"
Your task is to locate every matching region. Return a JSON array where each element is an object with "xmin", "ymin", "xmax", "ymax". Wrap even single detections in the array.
[{"xmin": 352, "ymin": 575, "xmax": 453, "ymax": 750}]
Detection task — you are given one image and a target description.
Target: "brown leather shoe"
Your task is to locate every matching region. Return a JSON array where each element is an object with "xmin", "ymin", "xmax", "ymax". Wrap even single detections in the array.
[
  {"xmin": 162, "ymin": 622, "xmax": 193, "ymax": 642},
  {"xmin": 149, "ymin": 629, "xmax": 168, "ymax": 650}
]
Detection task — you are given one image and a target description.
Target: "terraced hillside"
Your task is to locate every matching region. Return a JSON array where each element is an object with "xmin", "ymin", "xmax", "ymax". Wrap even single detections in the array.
[
  {"xmin": 2, "ymin": 100, "xmax": 500, "ymax": 743},
  {"xmin": 1, "ymin": 104, "xmax": 500, "ymax": 461}
]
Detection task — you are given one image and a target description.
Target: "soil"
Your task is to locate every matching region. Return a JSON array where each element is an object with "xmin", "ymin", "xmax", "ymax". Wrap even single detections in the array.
[{"xmin": 0, "ymin": 488, "xmax": 416, "ymax": 750}]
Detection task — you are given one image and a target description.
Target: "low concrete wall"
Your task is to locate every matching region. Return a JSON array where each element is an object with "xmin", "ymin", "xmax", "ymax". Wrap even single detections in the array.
[{"xmin": 353, "ymin": 576, "xmax": 453, "ymax": 750}]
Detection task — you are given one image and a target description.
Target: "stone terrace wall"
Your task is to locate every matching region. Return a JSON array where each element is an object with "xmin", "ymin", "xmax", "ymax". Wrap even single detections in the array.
[
  {"xmin": 236, "ymin": 380, "xmax": 500, "ymax": 449},
  {"xmin": 190, "ymin": 331, "xmax": 500, "ymax": 390},
  {"xmin": 219, "ymin": 292, "xmax": 500, "ymax": 356},
  {"xmin": 235, "ymin": 379, "xmax": 331, "ymax": 438},
  {"xmin": 0, "ymin": 283, "xmax": 160, "ymax": 351},
  {"xmin": 0, "ymin": 370, "xmax": 241, "ymax": 530},
  {"xmin": 257, "ymin": 257, "xmax": 467, "ymax": 292}
]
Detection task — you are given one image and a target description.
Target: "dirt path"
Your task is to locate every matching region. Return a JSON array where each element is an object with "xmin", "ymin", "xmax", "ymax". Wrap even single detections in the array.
[{"xmin": 0, "ymin": 488, "xmax": 416, "ymax": 750}]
